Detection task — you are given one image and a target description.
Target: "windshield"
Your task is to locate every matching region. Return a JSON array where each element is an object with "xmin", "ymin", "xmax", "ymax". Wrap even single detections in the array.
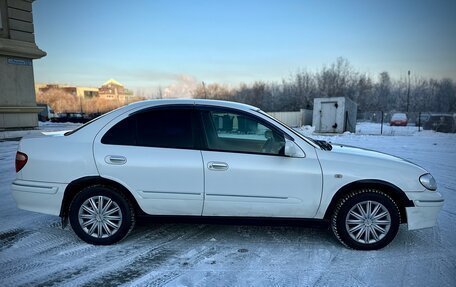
[
  {"xmin": 64, "ymin": 103, "xmax": 138, "ymax": 136},
  {"xmin": 256, "ymin": 110, "xmax": 325, "ymax": 149},
  {"xmin": 392, "ymin": 113, "xmax": 407, "ymax": 120}
]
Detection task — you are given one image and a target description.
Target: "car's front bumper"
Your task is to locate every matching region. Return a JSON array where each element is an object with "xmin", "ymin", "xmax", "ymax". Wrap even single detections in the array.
[
  {"xmin": 11, "ymin": 179, "xmax": 66, "ymax": 216},
  {"xmin": 405, "ymin": 192, "xmax": 444, "ymax": 230}
]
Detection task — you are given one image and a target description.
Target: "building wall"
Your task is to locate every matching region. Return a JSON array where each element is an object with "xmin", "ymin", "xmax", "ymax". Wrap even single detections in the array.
[
  {"xmin": 98, "ymin": 81, "xmax": 134, "ymax": 104},
  {"xmin": 76, "ymin": 87, "xmax": 98, "ymax": 98},
  {"xmin": 344, "ymin": 97, "xmax": 358, "ymax": 133},
  {"xmin": 267, "ymin": 109, "xmax": 313, "ymax": 127},
  {"xmin": 0, "ymin": 54, "xmax": 41, "ymax": 127},
  {"xmin": 0, "ymin": 0, "xmax": 46, "ymax": 129},
  {"xmin": 313, "ymin": 97, "xmax": 358, "ymax": 133}
]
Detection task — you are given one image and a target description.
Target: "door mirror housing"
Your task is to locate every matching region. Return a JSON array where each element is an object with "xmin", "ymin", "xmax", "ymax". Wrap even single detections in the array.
[{"xmin": 284, "ymin": 139, "xmax": 305, "ymax": 158}]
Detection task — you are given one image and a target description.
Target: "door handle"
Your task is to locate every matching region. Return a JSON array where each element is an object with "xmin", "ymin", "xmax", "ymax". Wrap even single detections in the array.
[
  {"xmin": 105, "ymin": 155, "xmax": 127, "ymax": 165},
  {"xmin": 208, "ymin": 161, "xmax": 228, "ymax": 171}
]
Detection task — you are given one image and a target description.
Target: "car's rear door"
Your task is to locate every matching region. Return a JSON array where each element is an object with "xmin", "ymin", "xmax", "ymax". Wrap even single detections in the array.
[
  {"xmin": 198, "ymin": 107, "xmax": 322, "ymax": 218},
  {"xmin": 93, "ymin": 106, "xmax": 204, "ymax": 216}
]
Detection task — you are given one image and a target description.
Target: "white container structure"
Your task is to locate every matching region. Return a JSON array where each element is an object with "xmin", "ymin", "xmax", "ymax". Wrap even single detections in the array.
[
  {"xmin": 313, "ymin": 97, "xmax": 357, "ymax": 133},
  {"xmin": 267, "ymin": 109, "xmax": 313, "ymax": 127}
]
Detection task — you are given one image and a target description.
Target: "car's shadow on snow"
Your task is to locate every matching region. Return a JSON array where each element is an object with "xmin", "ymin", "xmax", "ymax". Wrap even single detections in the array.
[
  {"xmin": 129, "ymin": 217, "xmax": 428, "ymax": 252},
  {"xmin": 42, "ymin": 217, "xmax": 426, "ymax": 252},
  {"xmin": 136, "ymin": 215, "xmax": 330, "ymax": 228},
  {"xmin": 132, "ymin": 216, "xmax": 337, "ymax": 246}
]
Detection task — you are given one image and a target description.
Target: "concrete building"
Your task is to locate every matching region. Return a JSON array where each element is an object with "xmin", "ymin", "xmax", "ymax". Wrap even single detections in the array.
[
  {"xmin": 98, "ymin": 79, "xmax": 134, "ymax": 103},
  {"xmin": 76, "ymin": 86, "xmax": 98, "ymax": 98},
  {"xmin": 0, "ymin": 0, "xmax": 46, "ymax": 129},
  {"xmin": 37, "ymin": 79, "xmax": 133, "ymax": 103},
  {"xmin": 36, "ymin": 84, "xmax": 99, "ymax": 99},
  {"xmin": 313, "ymin": 97, "xmax": 357, "ymax": 133}
]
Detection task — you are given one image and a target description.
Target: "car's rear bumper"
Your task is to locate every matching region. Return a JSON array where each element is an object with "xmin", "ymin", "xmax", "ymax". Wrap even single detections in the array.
[
  {"xmin": 390, "ymin": 121, "xmax": 407, "ymax": 126},
  {"xmin": 406, "ymin": 194, "xmax": 444, "ymax": 230},
  {"xmin": 11, "ymin": 179, "xmax": 66, "ymax": 216}
]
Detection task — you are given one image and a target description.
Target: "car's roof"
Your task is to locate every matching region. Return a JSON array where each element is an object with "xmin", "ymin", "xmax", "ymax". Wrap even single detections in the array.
[{"xmin": 125, "ymin": 98, "xmax": 260, "ymax": 112}]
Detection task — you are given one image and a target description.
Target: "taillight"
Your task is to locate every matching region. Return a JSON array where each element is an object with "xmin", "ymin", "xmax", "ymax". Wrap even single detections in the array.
[{"xmin": 15, "ymin": 151, "xmax": 28, "ymax": 172}]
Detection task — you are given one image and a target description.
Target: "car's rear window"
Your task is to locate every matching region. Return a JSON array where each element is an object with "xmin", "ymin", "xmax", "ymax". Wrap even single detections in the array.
[
  {"xmin": 391, "ymin": 113, "xmax": 407, "ymax": 120},
  {"xmin": 101, "ymin": 116, "xmax": 136, "ymax": 145},
  {"xmin": 64, "ymin": 113, "xmax": 107, "ymax": 136}
]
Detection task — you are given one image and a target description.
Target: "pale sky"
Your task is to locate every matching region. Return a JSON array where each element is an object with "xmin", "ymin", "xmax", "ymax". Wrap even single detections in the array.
[{"xmin": 33, "ymin": 0, "xmax": 456, "ymax": 94}]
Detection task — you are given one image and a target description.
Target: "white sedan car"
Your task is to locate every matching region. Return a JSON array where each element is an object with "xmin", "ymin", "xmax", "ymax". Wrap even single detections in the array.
[{"xmin": 12, "ymin": 99, "xmax": 444, "ymax": 250}]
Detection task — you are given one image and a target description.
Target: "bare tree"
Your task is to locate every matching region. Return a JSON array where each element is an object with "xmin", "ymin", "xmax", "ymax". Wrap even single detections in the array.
[
  {"xmin": 183, "ymin": 57, "xmax": 456, "ymax": 114},
  {"xmin": 316, "ymin": 57, "xmax": 356, "ymax": 99},
  {"xmin": 436, "ymin": 79, "xmax": 455, "ymax": 112},
  {"xmin": 375, "ymin": 72, "xmax": 391, "ymax": 111}
]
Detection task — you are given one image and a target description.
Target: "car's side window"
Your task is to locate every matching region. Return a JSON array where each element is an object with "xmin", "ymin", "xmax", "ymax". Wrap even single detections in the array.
[
  {"xmin": 102, "ymin": 108, "xmax": 194, "ymax": 149},
  {"xmin": 201, "ymin": 109, "xmax": 285, "ymax": 155},
  {"xmin": 136, "ymin": 108, "xmax": 193, "ymax": 149},
  {"xmin": 101, "ymin": 116, "xmax": 136, "ymax": 145}
]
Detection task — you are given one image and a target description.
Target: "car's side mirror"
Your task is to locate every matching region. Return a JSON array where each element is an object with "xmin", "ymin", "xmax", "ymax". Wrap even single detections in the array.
[{"xmin": 284, "ymin": 139, "xmax": 305, "ymax": 158}]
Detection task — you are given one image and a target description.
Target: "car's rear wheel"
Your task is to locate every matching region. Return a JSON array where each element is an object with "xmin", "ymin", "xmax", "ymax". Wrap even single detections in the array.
[
  {"xmin": 69, "ymin": 185, "xmax": 135, "ymax": 245},
  {"xmin": 331, "ymin": 189, "xmax": 400, "ymax": 250}
]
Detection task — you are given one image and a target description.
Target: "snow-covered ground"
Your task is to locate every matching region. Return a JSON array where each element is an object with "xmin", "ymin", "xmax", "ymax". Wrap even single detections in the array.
[{"xmin": 0, "ymin": 122, "xmax": 455, "ymax": 286}]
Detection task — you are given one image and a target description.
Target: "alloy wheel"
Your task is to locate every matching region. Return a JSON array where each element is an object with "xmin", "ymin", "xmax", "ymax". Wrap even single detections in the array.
[
  {"xmin": 345, "ymin": 200, "xmax": 391, "ymax": 244},
  {"xmin": 78, "ymin": 196, "xmax": 123, "ymax": 238}
]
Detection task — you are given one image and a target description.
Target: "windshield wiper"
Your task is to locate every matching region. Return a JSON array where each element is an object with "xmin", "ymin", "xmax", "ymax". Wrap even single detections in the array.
[{"xmin": 313, "ymin": 140, "xmax": 333, "ymax": 151}]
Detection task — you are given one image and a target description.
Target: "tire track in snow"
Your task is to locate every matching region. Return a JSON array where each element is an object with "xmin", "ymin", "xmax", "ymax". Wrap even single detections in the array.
[
  {"xmin": 0, "ymin": 228, "xmax": 85, "ymax": 284},
  {"xmin": 18, "ymin": 224, "xmax": 213, "ymax": 286},
  {"xmin": 77, "ymin": 224, "xmax": 217, "ymax": 287},
  {"xmin": 3, "ymin": 224, "xmax": 181, "ymax": 286},
  {"xmin": 0, "ymin": 223, "xmax": 155, "ymax": 285},
  {"xmin": 127, "ymin": 243, "xmax": 218, "ymax": 287},
  {"xmin": 0, "ymin": 228, "xmax": 31, "ymax": 252}
]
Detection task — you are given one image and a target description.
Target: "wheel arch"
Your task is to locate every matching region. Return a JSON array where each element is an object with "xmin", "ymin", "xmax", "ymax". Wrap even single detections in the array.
[
  {"xmin": 323, "ymin": 179, "xmax": 414, "ymax": 223},
  {"xmin": 60, "ymin": 176, "xmax": 146, "ymax": 218}
]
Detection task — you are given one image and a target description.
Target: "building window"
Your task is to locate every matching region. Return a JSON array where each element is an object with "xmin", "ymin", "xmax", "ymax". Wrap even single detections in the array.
[
  {"xmin": 0, "ymin": 0, "xmax": 7, "ymax": 37},
  {"xmin": 0, "ymin": 3, "xmax": 4, "ymax": 30}
]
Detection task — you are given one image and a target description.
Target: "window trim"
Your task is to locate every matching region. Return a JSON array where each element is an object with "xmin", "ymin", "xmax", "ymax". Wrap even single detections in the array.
[
  {"xmin": 99, "ymin": 104, "xmax": 294, "ymax": 156},
  {"xmin": 196, "ymin": 106, "xmax": 287, "ymax": 157},
  {"xmin": 101, "ymin": 105, "xmax": 198, "ymax": 151}
]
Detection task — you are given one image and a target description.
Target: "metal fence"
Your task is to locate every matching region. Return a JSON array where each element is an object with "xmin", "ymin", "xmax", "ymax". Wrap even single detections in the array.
[
  {"xmin": 266, "ymin": 110, "xmax": 456, "ymax": 135},
  {"xmin": 357, "ymin": 111, "xmax": 456, "ymax": 135}
]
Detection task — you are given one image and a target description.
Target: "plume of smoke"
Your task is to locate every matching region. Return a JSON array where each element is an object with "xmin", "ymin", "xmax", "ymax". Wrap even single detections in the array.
[{"xmin": 163, "ymin": 74, "xmax": 198, "ymax": 98}]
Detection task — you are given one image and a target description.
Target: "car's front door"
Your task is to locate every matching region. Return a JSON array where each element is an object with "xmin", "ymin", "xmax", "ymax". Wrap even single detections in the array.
[
  {"xmin": 93, "ymin": 106, "xmax": 204, "ymax": 216},
  {"xmin": 198, "ymin": 107, "xmax": 323, "ymax": 218}
]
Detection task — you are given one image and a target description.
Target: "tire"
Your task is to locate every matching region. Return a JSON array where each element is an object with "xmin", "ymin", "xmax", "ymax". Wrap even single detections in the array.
[
  {"xmin": 69, "ymin": 185, "xmax": 136, "ymax": 245},
  {"xmin": 331, "ymin": 189, "xmax": 400, "ymax": 250}
]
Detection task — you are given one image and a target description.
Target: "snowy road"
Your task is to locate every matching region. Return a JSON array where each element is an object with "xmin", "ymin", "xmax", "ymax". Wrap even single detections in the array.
[{"xmin": 0, "ymin": 125, "xmax": 455, "ymax": 286}]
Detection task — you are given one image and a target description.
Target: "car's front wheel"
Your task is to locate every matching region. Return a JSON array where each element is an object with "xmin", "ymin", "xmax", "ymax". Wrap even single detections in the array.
[
  {"xmin": 331, "ymin": 189, "xmax": 400, "ymax": 250},
  {"xmin": 69, "ymin": 185, "xmax": 135, "ymax": 245}
]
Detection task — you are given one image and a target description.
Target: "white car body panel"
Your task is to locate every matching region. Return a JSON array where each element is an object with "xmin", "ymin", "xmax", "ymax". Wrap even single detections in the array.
[
  {"xmin": 201, "ymin": 149, "xmax": 322, "ymax": 217},
  {"xmin": 92, "ymin": 101, "xmax": 206, "ymax": 216},
  {"xmin": 314, "ymin": 144, "xmax": 428, "ymax": 217},
  {"xmin": 18, "ymin": 136, "xmax": 98, "ymax": 183},
  {"xmin": 11, "ymin": 179, "xmax": 67, "ymax": 216},
  {"xmin": 93, "ymin": 144, "xmax": 205, "ymax": 216}
]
